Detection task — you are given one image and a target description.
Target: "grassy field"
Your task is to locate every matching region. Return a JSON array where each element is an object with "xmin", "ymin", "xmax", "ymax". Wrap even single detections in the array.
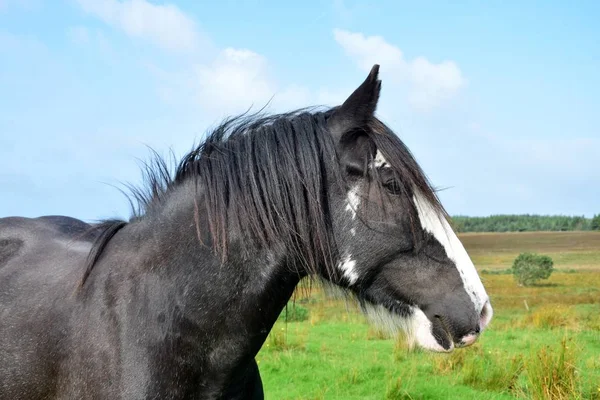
[{"xmin": 256, "ymin": 231, "xmax": 600, "ymax": 399}]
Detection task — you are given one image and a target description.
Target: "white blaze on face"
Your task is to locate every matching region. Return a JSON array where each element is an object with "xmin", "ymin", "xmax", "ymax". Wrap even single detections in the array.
[{"xmin": 412, "ymin": 191, "xmax": 489, "ymax": 314}]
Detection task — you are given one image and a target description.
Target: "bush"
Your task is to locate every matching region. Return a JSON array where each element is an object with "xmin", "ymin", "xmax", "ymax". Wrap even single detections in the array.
[{"xmin": 512, "ymin": 252, "xmax": 554, "ymax": 286}]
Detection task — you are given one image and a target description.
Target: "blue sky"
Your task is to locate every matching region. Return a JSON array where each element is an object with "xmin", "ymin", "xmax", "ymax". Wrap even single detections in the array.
[{"xmin": 1, "ymin": 0, "xmax": 598, "ymax": 222}]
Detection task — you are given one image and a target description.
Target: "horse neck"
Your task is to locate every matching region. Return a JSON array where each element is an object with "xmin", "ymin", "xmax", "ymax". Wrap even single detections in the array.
[{"xmin": 115, "ymin": 180, "xmax": 303, "ymax": 365}]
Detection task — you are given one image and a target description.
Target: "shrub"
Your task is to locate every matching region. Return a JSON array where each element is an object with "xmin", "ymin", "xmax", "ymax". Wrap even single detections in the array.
[{"xmin": 512, "ymin": 252, "xmax": 554, "ymax": 286}]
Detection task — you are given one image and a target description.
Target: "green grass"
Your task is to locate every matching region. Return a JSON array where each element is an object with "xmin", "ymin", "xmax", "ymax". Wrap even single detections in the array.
[{"xmin": 256, "ymin": 232, "xmax": 600, "ymax": 399}]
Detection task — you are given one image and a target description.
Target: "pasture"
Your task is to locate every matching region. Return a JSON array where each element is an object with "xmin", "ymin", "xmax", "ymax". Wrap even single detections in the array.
[{"xmin": 257, "ymin": 231, "xmax": 600, "ymax": 399}]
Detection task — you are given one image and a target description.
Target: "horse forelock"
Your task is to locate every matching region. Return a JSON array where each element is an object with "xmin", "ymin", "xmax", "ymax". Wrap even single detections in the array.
[{"xmin": 365, "ymin": 118, "xmax": 450, "ymax": 250}]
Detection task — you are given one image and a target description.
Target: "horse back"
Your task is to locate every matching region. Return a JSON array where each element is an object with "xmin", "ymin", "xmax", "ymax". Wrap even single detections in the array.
[
  {"xmin": 0, "ymin": 215, "xmax": 94, "ymax": 279},
  {"xmin": 0, "ymin": 215, "xmax": 93, "ymax": 399}
]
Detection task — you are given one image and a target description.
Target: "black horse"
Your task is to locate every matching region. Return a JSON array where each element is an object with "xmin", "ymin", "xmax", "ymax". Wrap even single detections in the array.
[{"xmin": 0, "ymin": 65, "xmax": 492, "ymax": 399}]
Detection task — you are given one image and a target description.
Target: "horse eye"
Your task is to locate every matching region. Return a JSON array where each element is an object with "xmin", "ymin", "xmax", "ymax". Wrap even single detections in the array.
[{"xmin": 383, "ymin": 179, "xmax": 402, "ymax": 195}]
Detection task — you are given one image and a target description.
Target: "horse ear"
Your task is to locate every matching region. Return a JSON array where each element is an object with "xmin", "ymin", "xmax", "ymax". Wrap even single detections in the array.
[{"xmin": 328, "ymin": 64, "xmax": 381, "ymax": 175}]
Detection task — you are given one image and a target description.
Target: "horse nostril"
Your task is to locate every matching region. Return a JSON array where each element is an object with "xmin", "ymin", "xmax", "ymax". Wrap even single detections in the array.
[{"xmin": 479, "ymin": 300, "xmax": 493, "ymax": 331}]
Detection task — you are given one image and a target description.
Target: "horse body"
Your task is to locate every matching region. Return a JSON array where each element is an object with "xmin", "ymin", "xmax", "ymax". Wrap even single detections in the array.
[
  {"xmin": 0, "ymin": 186, "xmax": 277, "ymax": 399},
  {"xmin": 0, "ymin": 65, "xmax": 493, "ymax": 399},
  {"xmin": 0, "ymin": 216, "xmax": 90, "ymax": 399}
]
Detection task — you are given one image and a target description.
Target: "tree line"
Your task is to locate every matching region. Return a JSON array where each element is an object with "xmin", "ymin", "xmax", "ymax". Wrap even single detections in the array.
[{"xmin": 450, "ymin": 214, "xmax": 600, "ymax": 232}]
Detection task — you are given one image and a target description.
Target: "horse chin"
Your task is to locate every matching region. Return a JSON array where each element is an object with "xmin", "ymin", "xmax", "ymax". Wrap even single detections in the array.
[{"xmin": 360, "ymin": 301, "xmax": 455, "ymax": 353}]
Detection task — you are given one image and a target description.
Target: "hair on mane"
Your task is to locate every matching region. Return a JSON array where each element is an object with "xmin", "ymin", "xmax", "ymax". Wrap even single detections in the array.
[
  {"xmin": 178, "ymin": 109, "xmax": 342, "ymax": 272},
  {"xmin": 79, "ymin": 107, "xmax": 448, "ymax": 287},
  {"xmin": 80, "ymin": 108, "xmax": 343, "ymax": 286}
]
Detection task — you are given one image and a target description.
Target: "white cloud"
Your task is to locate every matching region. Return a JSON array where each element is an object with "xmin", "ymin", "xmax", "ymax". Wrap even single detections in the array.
[
  {"xmin": 75, "ymin": 0, "xmax": 202, "ymax": 52},
  {"xmin": 194, "ymin": 48, "xmax": 325, "ymax": 116},
  {"xmin": 194, "ymin": 48, "xmax": 276, "ymax": 115},
  {"xmin": 333, "ymin": 29, "xmax": 406, "ymax": 72},
  {"xmin": 73, "ymin": 1, "xmax": 318, "ymax": 115},
  {"xmin": 333, "ymin": 29, "xmax": 466, "ymax": 111},
  {"xmin": 146, "ymin": 48, "xmax": 318, "ymax": 118},
  {"xmin": 408, "ymin": 57, "xmax": 465, "ymax": 110},
  {"xmin": 74, "ymin": 2, "xmax": 465, "ymax": 117}
]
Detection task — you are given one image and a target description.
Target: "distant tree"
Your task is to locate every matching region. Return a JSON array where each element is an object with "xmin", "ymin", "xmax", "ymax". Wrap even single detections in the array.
[
  {"xmin": 511, "ymin": 252, "xmax": 554, "ymax": 286},
  {"xmin": 451, "ymin": 215, "xmax": 595, "ymax": 232},
  {"xmin": 591, "ymin": 214, "xmax": 600, "ymax": 231}
]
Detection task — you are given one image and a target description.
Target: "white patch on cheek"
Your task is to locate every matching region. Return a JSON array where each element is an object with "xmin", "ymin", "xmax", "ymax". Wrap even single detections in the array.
[
  {"xmin": 338, "ymin": 254, "xmax": 358, "ymax": 284},
  {"xmin": 345, "ymin": 184, "xmax": 361, "ymax": 220},
  {"xmin": 361, "ymin": 303, "xmax": 449, "ymax": 352},
  {"xmin": 412, "ymin": 192, "xmax": 490, "ymax": 314},
  {"xmin": 338, "ymin": 185, "xmax": 361, "ymax": 284}
]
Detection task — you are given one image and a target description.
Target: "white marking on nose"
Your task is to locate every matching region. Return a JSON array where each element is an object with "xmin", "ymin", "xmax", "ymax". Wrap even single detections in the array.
[
  {"xmin": 412, "ymin": 192, "xmax": 489, "ymax": 313},
  {"xmin": 338, "ymin": 253, "xmax": 358, "ymax": 284},
  {"xmin": 458, "ymin": 333, "xmax": 478, "ymax": 347},
  {"xmin": 345, "ymin": 185, "xmax": 361, "ymax": 220},
  {"xmin": 350, "ymin": 228, "xmax": 356, "ymax": 236},
  {"xmin": 411, "ymin": 307, "xmax": 452, "ymax": 352}
]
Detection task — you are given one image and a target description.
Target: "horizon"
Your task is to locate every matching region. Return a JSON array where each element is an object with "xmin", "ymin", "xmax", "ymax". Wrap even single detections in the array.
[{"xmin": 1, "ymin": 1, "xmax": 598, "ymax": 222}]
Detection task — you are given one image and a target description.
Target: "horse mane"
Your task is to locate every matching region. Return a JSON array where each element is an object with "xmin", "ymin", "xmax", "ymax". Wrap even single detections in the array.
[
  {"xmin": 79, "ymin": 107, "xmax": 447, "ymax": 286},
  {"xmin": 80, "ymin": 108, "xmax": 341, "ymax": 286}
]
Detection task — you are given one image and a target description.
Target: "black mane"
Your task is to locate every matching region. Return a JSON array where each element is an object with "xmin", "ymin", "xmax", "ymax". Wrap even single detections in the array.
[{"xmin": 80, "ymin": 107, "xmax": 447, "ymax": 286}]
